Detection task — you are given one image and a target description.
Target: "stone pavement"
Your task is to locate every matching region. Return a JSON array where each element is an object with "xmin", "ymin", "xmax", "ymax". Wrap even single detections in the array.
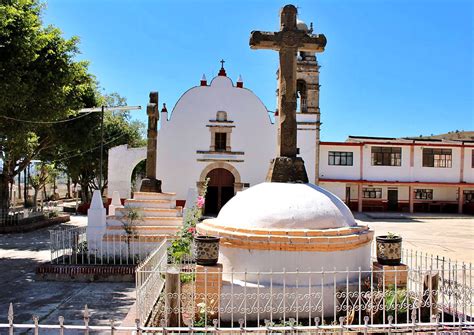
[
  {"xmin": 0, "ymin": 215, "xmax": 135, "ymax": 328},
  {"xmin": 356, "ymin": 213, "xmax": 474, "ymax": 264}
]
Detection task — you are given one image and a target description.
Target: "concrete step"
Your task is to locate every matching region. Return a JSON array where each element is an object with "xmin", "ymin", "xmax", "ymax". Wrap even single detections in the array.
[
  {"xmin": 107, "ymin": 216, "xmax": 183, "ymax": 227},
  {"xmin": 133, "ymin": 192, "xmax": 176, "ymax": 201},
  {"xmin": 106, "ymin": 225, "xmax": 181, "ymax": 235},
  {"xmin": 124, "ymin": 199, "xmax": 174, "ymax": 209},
  {"xmin": 102, "ymin": 233, "xmax": 176, "ymax": 242},
  {"xmin": 115, "ymin": 207, "xmax": 182, "ymax": 218}
]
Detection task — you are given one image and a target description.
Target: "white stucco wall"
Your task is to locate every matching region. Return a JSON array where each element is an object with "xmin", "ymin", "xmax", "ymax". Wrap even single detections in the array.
[
  {"xmin": 319, "ymin": 145, "xmax": 360, "ymax": 180},
  {"xmin": 107, "ymin": 145, "xmax": 146, "ymax": 199},
  {"xmin": 412, "ymin": 146, "xmax": 461, "ymax": 182},
  {"xmin": 157, "ymin": 76, "xmax": 276, "ymax": 200},
  {"xmin": 464, "ymin": 148, "xmax": 474, "ymax": 183}
]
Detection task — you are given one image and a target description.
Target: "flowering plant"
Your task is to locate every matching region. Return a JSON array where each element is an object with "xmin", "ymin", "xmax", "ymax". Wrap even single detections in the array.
[{"xmin": 168, "ymin": 178, "xmax": 209, "ymax": 263}]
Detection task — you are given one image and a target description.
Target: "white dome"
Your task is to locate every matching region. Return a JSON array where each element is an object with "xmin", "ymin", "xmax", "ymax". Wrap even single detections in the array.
[{"xmin": 216, "ymin": 182, "xmax": 356, "ymax": 230}]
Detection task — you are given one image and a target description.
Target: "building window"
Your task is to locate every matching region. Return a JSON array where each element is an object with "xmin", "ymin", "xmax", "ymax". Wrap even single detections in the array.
[
  {"xmin": 328, "ymin": 151, "xmax": 353, "ymax": 166},
  {"xmin": 422, "ymin": 148, "xmax": 452, "ymax": 168},
  {"xmin": 415, "ymin": 189, "xmax": 433, "ymax": 200},
  {"xmin": 363, "ymin": 187, "xmax": 382, "ymax": 199},
  {"xmin": 371, "ymin": 147, "xmax": 401, "ymax": 166},
  {"xmin": 464, "ymin": 191, "xmax": 474, "ymax": 203},
  {"xmin": 215, "ymin": 132, "xmax": 227, "ymax": 151},
  {"xmin": 216, "ymin": 111, "xmax": 227, "ymax": 121}
]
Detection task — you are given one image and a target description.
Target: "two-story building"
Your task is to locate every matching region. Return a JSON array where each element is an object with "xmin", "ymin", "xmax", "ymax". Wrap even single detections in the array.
[{"xmin": 319, "ymin": 136, "xmax": 474, "ymax": 214}]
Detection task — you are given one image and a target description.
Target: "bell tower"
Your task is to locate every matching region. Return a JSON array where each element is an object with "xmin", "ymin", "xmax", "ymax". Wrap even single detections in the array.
[
  {"xmin": 296, "ymin": 51, "xmax": 320, "ymax": 115},
  {"xmin": 296, "ymin": 48, "xmax": 322, "ymax": 185}
]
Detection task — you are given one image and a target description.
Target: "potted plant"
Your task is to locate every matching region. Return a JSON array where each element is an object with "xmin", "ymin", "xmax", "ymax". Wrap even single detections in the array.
[
  {"xmin": 194, "ymin": 235, "xmax": 220, "ymax": 266},
  {"xmin": 376, "ymin": 232, "xmax": 402, "ymax": 265}
]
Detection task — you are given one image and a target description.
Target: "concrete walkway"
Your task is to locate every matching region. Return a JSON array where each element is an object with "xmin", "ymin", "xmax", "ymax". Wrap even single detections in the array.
[{"xmin": 0, "ymin": 215, "xmax": 135, "ymax": 327}]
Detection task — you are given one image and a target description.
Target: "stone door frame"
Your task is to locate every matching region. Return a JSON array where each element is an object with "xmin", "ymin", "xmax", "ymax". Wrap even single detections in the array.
[{"xmin": 197, "ymin": 162, "xmax": 243, "ymax": 197}]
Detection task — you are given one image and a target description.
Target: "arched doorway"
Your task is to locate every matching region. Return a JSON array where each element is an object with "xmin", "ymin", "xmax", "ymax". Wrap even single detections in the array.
[
  {"xmin": 204, "ymin": 168, "xmax": 235, "ymax": 216},
  {"xmin": 131, "ymin": 159, "xmax": 146, "ymax": 194}
]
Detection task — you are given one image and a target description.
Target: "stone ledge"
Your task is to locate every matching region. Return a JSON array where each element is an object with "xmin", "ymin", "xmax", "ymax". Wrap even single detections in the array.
[
  {"xmin": 36, "ymin": 263, "xmax": 135, "ymax": 282},
  {"xmin": 0, "ymin": 215, "xmax": 70, "ymax": 234}
]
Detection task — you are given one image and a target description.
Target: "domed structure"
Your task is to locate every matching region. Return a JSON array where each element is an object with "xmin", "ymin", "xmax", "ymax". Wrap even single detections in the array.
[
  {"xmin": 197, "ymin": 182, "xmax": 373, "ymax": 275},
  {"xmin": 217, "ymin": 182, "xmax": 356, "ymax": 230},
  {"xmin": 197, "ymin": 182, "xmax": 374, "ymax": 322}
]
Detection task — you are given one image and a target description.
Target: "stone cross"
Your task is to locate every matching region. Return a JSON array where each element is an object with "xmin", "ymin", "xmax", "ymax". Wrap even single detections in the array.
[
  {"xmin": 249, "ymin": 4, "xmax": 326, "ymax": 182},
  {"xmin": 140, "ymin": 91, "xmax": 162, "ymax": 192}
]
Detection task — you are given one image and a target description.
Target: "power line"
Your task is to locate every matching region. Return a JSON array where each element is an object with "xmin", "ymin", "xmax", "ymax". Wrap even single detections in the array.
[
  {"xmin": 53, "ymin": 133, "xmax": 129, "ymax": 162},
  {"xmin": 0, "ymin": 112, "xmax": 94, "ymax": 124}
]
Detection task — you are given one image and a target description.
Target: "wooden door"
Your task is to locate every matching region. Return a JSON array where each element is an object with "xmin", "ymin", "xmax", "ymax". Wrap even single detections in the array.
[{"xmin": 204, "ymin": 168, "xmax": 235, "ymax": 216}]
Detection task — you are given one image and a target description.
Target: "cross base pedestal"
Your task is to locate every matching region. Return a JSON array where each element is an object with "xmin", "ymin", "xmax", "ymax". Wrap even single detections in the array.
[
  {"xmin": 266, "ymin": 157, "xmax": 309, "ymax": 183},
  {"xmin": 139, "ymin": 178, "xmax": 162, "ymax": 193}
]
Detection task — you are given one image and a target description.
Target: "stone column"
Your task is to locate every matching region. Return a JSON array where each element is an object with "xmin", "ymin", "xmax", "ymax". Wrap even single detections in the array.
[
  {"xmin": 358, "ymin": 184, "xmax": 363, "ymax": 212},
  {"xmin": 409, "ymin": 186, "xmax": 414, "ymax": 213},
  {"xmin": 140, "ymin": 91, "xmax": 162, "ymax": 193},
  {"xmin": 458, "ymin": 187, "xmax": 464, "ymax": 214},
  {"xmin": 195, "ymin": 264, "xmax": 222, "ymax": 323}
]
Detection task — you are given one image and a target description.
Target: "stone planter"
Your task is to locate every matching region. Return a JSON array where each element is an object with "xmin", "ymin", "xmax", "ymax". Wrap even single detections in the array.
[
  {"xmin": 194, "ymin": 235, "xmax": 220, "ymax": 266},
  {"xmin": 376, "ymin": 235, "xmax": 402, "ymax": 265}
]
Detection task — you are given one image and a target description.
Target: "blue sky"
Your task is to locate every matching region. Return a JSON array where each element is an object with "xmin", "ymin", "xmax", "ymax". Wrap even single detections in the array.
[{"xmin": 42, "ymin": 0, "xmax": 473, "ymax": 141}]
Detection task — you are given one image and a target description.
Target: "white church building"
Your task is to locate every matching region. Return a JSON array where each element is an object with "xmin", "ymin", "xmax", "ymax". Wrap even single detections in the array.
[{"xmin": 108, "ymin": 56, "xmax": 322, "ymax": 215}]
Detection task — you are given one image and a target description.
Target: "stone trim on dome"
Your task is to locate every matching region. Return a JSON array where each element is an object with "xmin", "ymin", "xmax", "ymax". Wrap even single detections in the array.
[{"xmin": 197, "ymin": 219, "xmax": 374, "ymax": 252}]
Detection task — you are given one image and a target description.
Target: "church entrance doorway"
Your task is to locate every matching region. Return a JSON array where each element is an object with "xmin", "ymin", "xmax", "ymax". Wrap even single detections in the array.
[{"xmin": 204, "ymin": 168, "xmax": 235, "ymax": 216}]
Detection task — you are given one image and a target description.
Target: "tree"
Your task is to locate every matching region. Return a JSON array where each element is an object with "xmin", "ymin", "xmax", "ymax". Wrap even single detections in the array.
[
  {"xmin": 28, "ymin": 163, "xmax": 55, "ymax": 209},
  {"xmin": 0, "ymin": 0, "xmax": 98, "ymax": 210},
  {"xmin": 54, "ymin": 93, "xmax": 145, "ymax": 202}
]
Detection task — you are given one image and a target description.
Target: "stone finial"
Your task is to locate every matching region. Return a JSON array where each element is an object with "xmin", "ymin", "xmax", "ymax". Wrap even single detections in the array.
[
  {"xmin": 90, "ymin": 190, "xmax": 104, "ymax": 209},
  {"xmin": 200, "ymin": 74, "xmax": 207, "ymax": 86},
  {"xmin": 161, "ymin": 103, "xmax": 168, "ymax": 114},
  {"xmin": 236, "ymin": 75, "xmax": 243, "ymax": 88},
  {"xmin": 87, "ymin": 190, "xmax": 106, "ymax": 249},
  {"xmin": 218, "ymin": 59, "xmax": 227, "ymax": 76}
]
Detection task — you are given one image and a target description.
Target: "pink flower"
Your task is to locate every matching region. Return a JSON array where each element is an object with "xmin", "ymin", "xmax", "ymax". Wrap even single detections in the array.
[
  {"xmin": 188, "ymin": 227, "xmax": 196, "ymax": 234},
  {"xmin": 196, "ymin": 196, "xmax": 205, "ymax": 208}
]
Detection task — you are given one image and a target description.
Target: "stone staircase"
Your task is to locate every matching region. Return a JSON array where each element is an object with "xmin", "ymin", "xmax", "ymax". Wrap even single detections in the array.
[{"xmin": 104, "ymin": 191, "xmax": 183, "ymax": 242}]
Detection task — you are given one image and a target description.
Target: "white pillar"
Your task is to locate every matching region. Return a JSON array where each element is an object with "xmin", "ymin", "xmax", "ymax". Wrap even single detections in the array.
[
  {"xmin": 108, "ymin": 191, "xmax": 122, "ymax": 216},
  {"xmin": 87, "ymin": 190, "xmax": 106, "ymax": 247}
]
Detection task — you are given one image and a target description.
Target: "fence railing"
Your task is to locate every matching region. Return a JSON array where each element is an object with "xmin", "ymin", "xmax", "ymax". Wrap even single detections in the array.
[
  {"xmin": 2, "ymin": 301, "xmax": 473, "ymax": 334},
  {"xmin": 49, "ymin": 226, "xmax": 156, "ymax": 265},
  {"xmin": 134, "ymin": 248, "xmax": 473, "ymax": 329},
  {"xmin": 0, "ymin": 207, "xmax": 45, "ymax": 226},
  {"xmin": 135, "ymin": 239, "xmax": 169, "ymax": 324}
]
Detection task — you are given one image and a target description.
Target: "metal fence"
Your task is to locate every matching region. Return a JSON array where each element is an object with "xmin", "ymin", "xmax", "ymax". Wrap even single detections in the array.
[
  {"xmin": 135, "ymin": 239, "xmax": 169, "ymax": 324},
  {"xmin": 134, "ymin": 248, "xmax": 473, "ymax": 330},
  {"xmin": 0, "ymin": 207, "xmax": 45, "ymax": 226},
  {"xmin": 49, "ymin": 226, "xmax": 156, "ymax": 265},
  {"xmin": 2, "ymin": 302, "xmax": 473, "ymax": 335}
]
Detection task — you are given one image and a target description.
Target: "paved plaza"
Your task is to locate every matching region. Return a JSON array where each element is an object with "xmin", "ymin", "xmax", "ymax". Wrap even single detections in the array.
[
  {"xmin": 356, "ymin": 213, "xmax": 474, "ymax": 264},
  {"xmin": 0, "ymin": 216, "xmax": 135, "ymax": 327}
]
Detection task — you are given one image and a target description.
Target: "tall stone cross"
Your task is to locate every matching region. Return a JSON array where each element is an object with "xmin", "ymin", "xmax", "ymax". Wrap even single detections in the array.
[
  {"xmin": 250, "ymin": 4, "xmax": 326, "ymax": 183},
  {"xmin": 140, "ymin": 91, "xmax": 162, "ymax": 192}
]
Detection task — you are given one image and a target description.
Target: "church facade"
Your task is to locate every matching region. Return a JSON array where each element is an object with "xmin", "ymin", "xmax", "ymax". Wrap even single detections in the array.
[{"xmin": 108, "ymin": 58, "xmax": 322, "ymax": 215}]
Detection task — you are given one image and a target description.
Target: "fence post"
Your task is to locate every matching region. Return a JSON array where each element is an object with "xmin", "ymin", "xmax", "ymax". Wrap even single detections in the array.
[
  {"xmin": 165, "ymin": 266, "xmax": 181, "ymax": 327},
  {"xmin": 8, "ymin": 303, "xmax": 13, "ymax": 335}
]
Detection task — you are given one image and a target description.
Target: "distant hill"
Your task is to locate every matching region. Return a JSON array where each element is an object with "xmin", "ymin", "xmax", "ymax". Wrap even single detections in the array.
[{"xmin": 407, "ymin": 131, "xmax": 474, "ymax": 141}]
